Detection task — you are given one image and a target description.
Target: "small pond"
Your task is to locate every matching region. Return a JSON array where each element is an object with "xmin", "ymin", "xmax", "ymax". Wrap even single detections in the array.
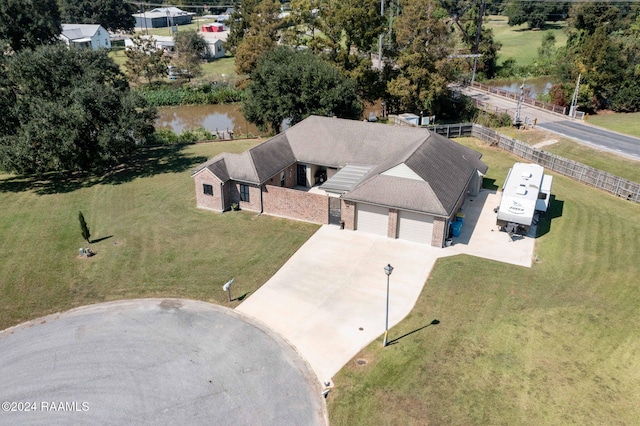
[
  {"xmin": 156, "ymin": 104, "xmax": 261, "ymax": 136},
  {"xmin": 156, "ymin": 102, "xmax": 385, "ymax": 135}
]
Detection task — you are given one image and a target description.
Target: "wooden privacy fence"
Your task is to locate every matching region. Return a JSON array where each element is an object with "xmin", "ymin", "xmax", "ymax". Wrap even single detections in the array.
[{"xmin": 429, "ymin": 123, "xmax": 640, "ymax": 203}]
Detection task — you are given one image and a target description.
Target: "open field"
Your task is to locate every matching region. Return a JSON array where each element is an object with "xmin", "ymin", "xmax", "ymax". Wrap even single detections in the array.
[
  {"xmin": 495, "ymin": 127, "xmax": 640, "ymax": 183},
  {"xmin": 486, "ymin": 15, "xmax": 568, "ymax": 66},
  {"xmin": 588, "ymin": 112, "xmax": 640, "ymax": 139},
  {"xmin": 328, "ymin": 137, "xmax": 640, "ymax": 424},
  {"xmin": 0, "ymin": 140, "xmax": 318, "ymax": 330}
]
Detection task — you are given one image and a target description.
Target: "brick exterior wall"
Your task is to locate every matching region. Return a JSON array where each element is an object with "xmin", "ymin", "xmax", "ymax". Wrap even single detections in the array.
[
  {"xmin": 431, "ymin": 217, "xmax": 447, "ymax": 247},
  {"xmin": 229, "ymin": 183, "xmax": 262, "ymax": 212},
  {"xmin": 262, "ymin": 185, "xmax": 329, "ymax": 224},
  {"xmin": 194, "ymin": 169, "xmax": 225, "ymax": 212},
  {"xmin": 388, "ymin": 208, "xmax": 398, "ymax": 238},
  {"xmin": 341, "ymin": 200, "xmax": 356, "ymax": 230},
  {"xmin": 264, "ymin": 164, "xmax": 297, "ymax": 188}
]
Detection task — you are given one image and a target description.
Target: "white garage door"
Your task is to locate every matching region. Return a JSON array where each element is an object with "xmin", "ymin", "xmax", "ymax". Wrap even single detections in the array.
[
  {"xmin": 398, "ymin": 210, "xmax": 433, "ymax": 244},
  {"xmin": 356, "ymin": 203, "xmax": 389, "ymax": 236}
]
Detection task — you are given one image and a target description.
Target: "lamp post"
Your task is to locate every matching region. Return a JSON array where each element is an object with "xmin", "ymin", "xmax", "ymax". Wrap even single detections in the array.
[{"xmin": 383, "ymin": 263, "xmax": 393, "ymax": 347}]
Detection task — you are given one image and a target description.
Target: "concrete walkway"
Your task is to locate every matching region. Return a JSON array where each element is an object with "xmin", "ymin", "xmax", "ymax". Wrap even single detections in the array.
[{"xmin": 237, "ymin": 189, "xmax": 536, "ymax": 385}]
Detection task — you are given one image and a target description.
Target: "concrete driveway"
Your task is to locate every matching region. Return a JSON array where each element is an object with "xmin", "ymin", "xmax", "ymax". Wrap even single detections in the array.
[
  {"xmin": 0, "ymin": 299, "xmax": 325, "ymax": 426},
  {"xmin": 445, "ymin": 190, "xmax": 537, "ymax": 267},
  {"xmin": 236, "ymin": 226, "xmax": 443, "ymax": 385},
  {"xmin": 237, "ymin": 189, "xmax": 536, "ymax": 385}
]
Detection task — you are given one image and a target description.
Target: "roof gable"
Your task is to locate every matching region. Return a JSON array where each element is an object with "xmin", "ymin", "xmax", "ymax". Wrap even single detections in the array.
[{"xmin": 381, "ymin": 163, "xmax": 424, "ymax": 181}]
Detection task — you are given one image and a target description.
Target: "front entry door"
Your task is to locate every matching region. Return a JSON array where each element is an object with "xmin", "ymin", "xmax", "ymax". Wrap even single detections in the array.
[
  {"xmin": 329, "ymin": 197, "xmax": 341, "ymax": 225},
  {"xmin": 297, "ymin": 164, "xmax": 307, "ymax": 186}
]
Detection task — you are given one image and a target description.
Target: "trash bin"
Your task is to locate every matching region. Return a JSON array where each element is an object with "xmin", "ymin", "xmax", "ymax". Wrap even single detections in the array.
[
  {"xmin": 451, "ymin": 221, "xmax": 463, "ymax": 238},
  {"xmin": 456, "ymin": 212, "xmax": 465, "ymax": 223}
]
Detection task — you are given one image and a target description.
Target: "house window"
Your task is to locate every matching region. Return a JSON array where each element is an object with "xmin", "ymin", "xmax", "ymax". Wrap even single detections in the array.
[
  {"xmin": 280, "ymin": 171, "xmax": 286, "ymax": 187},
  {"xmin": 240, "ymin": 184, "xmax": 250, "ymax": 202},
  {"xmin": 203, "ymin": 184, "xmax": 213, "ymax": 196}
]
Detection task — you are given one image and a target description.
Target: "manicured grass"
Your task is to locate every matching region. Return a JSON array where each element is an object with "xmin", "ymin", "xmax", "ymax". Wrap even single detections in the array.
[
  {"xmin": 328, "ymin": 137, "xmax": 640, "ymax": 425},
  {"xmin": 0, "ymin": 141, "xmax": 318, "ymax": 330},
  {"xmin": 200, "ymin": 56, "xmax": 238, "ymax": 81},
  {"xmin": 587, "ymin": 112, "xmax": 640, "ymax": 139},
  {"xmin": 486, "ymin": 15, "xmax": 568, "ymax": 66},
  {"xmin": 495, "ymin": 127, "xmax": 640, "ymax": 183}
]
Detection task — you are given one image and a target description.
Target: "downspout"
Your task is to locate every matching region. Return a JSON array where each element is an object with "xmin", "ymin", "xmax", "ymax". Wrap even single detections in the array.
[
  {"xmin": 258, "ymin": 183, "xmax": 264, "ymax": 215},
  {"xmin": 220, "ymin": 182, "xmax": 225, "ymax": 212}
]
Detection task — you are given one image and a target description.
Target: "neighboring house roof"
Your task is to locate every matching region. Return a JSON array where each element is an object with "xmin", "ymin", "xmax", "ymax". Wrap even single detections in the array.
[
  {"xmin": 193, "ymin": 116, "xmax": 488, "ymax": 217},
  {"xmin": 60, "ymin": 24, "xmax": 104, "ymax": 42},
  {"xmin": 133, "ymin": 7, "xmax": 195, "ymax": 18}
]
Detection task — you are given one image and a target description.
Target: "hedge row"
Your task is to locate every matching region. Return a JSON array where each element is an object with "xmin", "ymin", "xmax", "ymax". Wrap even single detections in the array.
[{"xmin": 138, "ymin": 83, "xmax": 243, "ymax": 106}]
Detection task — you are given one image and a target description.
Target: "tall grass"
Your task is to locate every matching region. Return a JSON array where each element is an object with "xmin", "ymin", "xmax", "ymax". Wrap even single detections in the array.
[{"xmin": 138, "ymin": 82, "xmax": 243, "ymax": 106}]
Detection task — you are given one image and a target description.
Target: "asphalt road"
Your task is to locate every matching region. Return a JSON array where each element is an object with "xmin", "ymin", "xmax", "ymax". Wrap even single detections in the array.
[
  {"xmin": 0, "ymin": 299, "xmax": 326, "ymax": 426},
  {"xmin": 455, "ymin": 85, "xmax": 640, "ymax": 160},
  {"xmin": 537, "ymin": 120, "xmax": 640, "ymax": 160}
]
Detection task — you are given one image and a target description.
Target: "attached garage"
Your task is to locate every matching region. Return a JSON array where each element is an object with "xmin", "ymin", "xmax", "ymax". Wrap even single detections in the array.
[
  {"xmin": 397, "ymin": 210, "xmax": 434, "ymax": 244},
  {"xmin": 355, "ymin": 203, "xmax": 389, "ymax": 236}
]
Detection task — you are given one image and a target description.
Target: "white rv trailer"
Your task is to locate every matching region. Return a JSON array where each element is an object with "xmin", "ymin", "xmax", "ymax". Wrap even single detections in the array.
[{"xmin": 496, "ymin": 163, "xmax": 553, "ymax": 234}]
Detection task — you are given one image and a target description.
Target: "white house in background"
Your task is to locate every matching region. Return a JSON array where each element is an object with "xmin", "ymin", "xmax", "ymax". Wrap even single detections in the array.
[
  {"xmin": 124, "ymin": 35, "xmax": 174, "ymax": 53},
  {"xmin": 205, "ymin": 39, "xmax": 225, "ymax": 59},
  {"xmin": 60, "ymin": 24, "xmax": 111, "ymax": 50}
]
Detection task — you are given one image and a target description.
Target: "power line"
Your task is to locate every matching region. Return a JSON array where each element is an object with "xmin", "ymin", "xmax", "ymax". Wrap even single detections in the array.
[{"xmin": 126, "ymin": 1, "xmax": 237, "ymax": 10}]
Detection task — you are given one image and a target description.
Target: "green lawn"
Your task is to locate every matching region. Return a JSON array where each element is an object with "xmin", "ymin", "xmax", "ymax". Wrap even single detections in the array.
[
  {"xmin": 200, "ymin": 56, "xmax": 238, "ymax": 81},
  {"xmin": 328, "ymin": 137, "xmax": 640, "ymax": 425},
  {"xmin": 494, "ymin": 127, "xmax": 640, "ymax": 183},
  {"xmin": 486, "ymin": 15, "xmax": 568, "ymax": 66},
  {"xmin": 0, "ymin": 141, "xmax": 318, "ymax": 330},
  {"xmin": 587, "ymin": 112, "xmax": 640, "ymax": 139}
]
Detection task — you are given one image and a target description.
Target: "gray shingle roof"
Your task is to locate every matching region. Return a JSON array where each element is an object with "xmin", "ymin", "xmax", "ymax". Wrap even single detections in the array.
[
  {"xmin": 249, "ymin": 133, "xmax": 296, "ymax": 182},
  {"xmin": 285, "ymin": 116, "xmax": 429, "ymax": 167},
  {"xmin": 194, "ymin": 116, "xmax": 487, "ymax": 215}
]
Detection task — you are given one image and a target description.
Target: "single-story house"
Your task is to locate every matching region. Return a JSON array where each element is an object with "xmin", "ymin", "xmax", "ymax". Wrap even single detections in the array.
[
  {"xmin": 192, "ymin": 116, "xmax": 488, "ymax": 247},
  {"xmin": 205, "ymin": 39, "xmax": 225, "ymax": 59},
  {"xmin": 133, "ymin": 7, "xmax": 195, "ymax": 29},
  {"xmin": 60, "ymin": 24, "xmax": 111, "ymax": 50},
  {"xmin": 124, "ymin": 35, "xmax": 174, "ymax": 53}
]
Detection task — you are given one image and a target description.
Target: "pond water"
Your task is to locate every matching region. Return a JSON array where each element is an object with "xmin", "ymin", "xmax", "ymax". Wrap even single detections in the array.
[
  {"xmin": 157, "ymin": 102, "xmax": 385, "ymax": 135},
  {"xmin": 156, "ymin": 104, "xmax": 261, "ymax": 136},
  {"xmin": 487, "ymin": 77, "xmax": 555, "ymax": 98}
]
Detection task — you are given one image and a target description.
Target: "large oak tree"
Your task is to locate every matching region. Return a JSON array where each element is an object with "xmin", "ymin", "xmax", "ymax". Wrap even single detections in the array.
[
  {"xmin": 0, "ymin": 44, "xmax": 156, "ymax": 175},
  {"xmin": 243, "ymin": 46, "xmax": 363, "ymax": 133},
  {"xmin": 0, "ymin": 0, "xmax": 61, "ymax": 52}
]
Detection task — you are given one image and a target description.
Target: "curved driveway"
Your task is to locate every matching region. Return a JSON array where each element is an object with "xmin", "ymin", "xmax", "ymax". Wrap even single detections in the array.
[{"xmin": 0, "ymin": 299, "xmax": 325, "ymax": 426}]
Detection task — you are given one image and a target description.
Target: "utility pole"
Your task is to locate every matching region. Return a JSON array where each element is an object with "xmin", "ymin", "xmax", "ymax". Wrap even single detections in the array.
[
  {"xmin": 378, "ymin": 0, "xmax": 385, "ymax": 71},
  {"xmin": 471, "ymin": 0, "xmax": 486, "ymax": 84},
  {"xmin": 514, "ymin": 78, "xmax": 525, "ymax": 127},
  {"xmin": 569, "ymin": 73, "xmax": 581, "ymax": 119}
]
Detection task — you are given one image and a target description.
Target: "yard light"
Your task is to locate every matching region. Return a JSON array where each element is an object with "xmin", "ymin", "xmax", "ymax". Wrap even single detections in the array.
[{"xmin": 383, "ymin": 263, "xmax": 393, "ymax": 347}]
